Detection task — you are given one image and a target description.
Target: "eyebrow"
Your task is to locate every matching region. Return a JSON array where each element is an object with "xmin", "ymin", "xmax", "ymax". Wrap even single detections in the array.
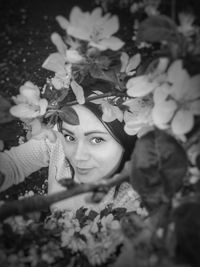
[{"xmin": 61, "ymin": 127, "xmax": 109, "ymax": 136}]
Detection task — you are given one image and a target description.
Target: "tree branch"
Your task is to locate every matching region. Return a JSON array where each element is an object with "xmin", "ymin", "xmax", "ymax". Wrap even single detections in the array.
[{"xmin": 0, "ymin": 169, "xmax": 129, "ymax": 221}]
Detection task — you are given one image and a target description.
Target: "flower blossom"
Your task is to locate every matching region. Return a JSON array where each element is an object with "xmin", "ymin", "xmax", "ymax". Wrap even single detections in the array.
[
  {"xmin": 152, "ymin": 60, "xmax": 200, "ymax": 135},
  {"xmin": 10, "ymin": 81, "xmax": 48, "ymax": 119},
  {"xmin": 42, "ymin": 32, "xmax": 84, "ymax": 90},
  {"xmin": 56, "ymin": 6, "xmax": 124, "ymax": 51},
  {"xmin": 178, "ymin": 12, "xmax": 196, "ymax": 37},
  {"xmin": 120, "ymin": 52, "xmax": 141, "ymax": 76},
  {"xmin": 123, "ymin": 97, "xmax": 154, "ymax": 136},
  {"xmin": 89, "ymin": 91, "xmax": 123, "ymax": 122}
]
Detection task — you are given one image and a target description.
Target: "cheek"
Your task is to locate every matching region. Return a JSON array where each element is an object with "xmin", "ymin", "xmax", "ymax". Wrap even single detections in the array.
[
  {"xmin": 94, "ymin": 143, "xmax": 124, "ymax": 174},
  {"xmin": 62, "ymin": 142, "xmax": 74, "ymax": 161}
]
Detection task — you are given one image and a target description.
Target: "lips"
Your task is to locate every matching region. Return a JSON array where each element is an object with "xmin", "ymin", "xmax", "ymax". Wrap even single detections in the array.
[{"xmin": 76, "ymin": 167, "xmax": 93, "ymax": 175}]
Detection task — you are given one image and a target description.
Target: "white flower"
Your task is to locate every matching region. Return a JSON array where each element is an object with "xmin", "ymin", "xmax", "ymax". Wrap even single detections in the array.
[
  {"xmin": 51, "ymin": 70, "xmax": 71, "ymax": 90},
  {"xmin": 10, "ymin": 81, "xmax": 48, "ymax": 119},
  {"xmin": 152, "ymin": 60, "xmax": 200, "ymax": 135},
  {"xmin": 144, "ymin": 0, "xmax": 160, "ymax": 16},
  {"xmin": 178, "ymin": 12, "xmax": 196, "ymax": 37},
  {"xmin": 66, "ymin": 49, "xmax": 84, "ymax": 63},
  {"xmin": 56, "ymin": 6, "xmax": 124, "ymax": 51}
]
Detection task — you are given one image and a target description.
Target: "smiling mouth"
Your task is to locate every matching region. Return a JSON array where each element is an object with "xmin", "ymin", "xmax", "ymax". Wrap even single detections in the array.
[{"xmin": 76, "ymin": 167, "xmax": 93, "ymax": 175}]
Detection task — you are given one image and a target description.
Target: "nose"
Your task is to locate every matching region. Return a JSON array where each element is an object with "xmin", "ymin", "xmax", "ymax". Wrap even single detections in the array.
[{"xmin": 74, "ymin": 141, "xmax": 90, "ymax": 161}]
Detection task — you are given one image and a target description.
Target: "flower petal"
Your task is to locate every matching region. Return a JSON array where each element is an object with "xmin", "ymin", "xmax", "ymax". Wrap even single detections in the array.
[
  {"xmin": 51, "ymin": 32, "xmax": 67, "ymax": 57},
  {"xmin": 101, "ymin": 102, "xmax": 117, "ymax": 122},
  {"xmin": 10, "ymin": 104, "xmax": 39, "ymax": 119},
  {"xmin": 167, "ymin": 60, "xmax": 183, "ymax": 84},
  {"xmin": 126, "ymin": 53, "xmax": 141, "ymax": 74},
  {"xmin": 126, "ymin": 75, "xmax": 157, "ymax": 97},
  {"xmin": 120, "ymin": 52, "xmax": 129, "ymax": 73},
  {"xmin": 71, "ymin": 80, "xmax": 85, "ymax": 104},
  {"xmin": 55, "ymin": 15, "xmax": 69, "ymax": 31},
  {"xmin": 19, "ymin": 84, "xmax": 40, "ymax": 104},
  {"xmin": 167, "ymin": 60, "xmax": 190, "ymax": 100},
  {"xmin": 152, "ymin": 99, "xmax": 177, "ymax": 125},
  {"xmin": 153, "ymin": 83, "xmax": 170, "ymax": 104},
  {"xmin": 171, "ymin": 109, "xmax": 194, "ymax": 135},
  {"xmin": 102, "ymin": 15, "xmax": 119, "ymax": 38},
  {"xmin": 90, "ymin": 7, "xmax": 102, "ymax": 23},
  {"xmin": 39, "ymin": 98, "xmax": 48, "ymax": 115},
  {"xmin": 42, "ymin": 52, "xmax": 66, "ymax": 73},
  {"xmin": 67, "ymin": 25, "xmax": 90, "ymax": 40},
  {"xmin": 90, "ymin": 36, "xmax": 124, "ymax": 51},
  {"xmin": 66, "ymin": 49, "xmax": 84, "ymax": 63}
]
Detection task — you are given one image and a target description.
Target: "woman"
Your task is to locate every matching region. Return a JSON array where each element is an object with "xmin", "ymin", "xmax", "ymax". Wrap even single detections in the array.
[{"xmin": 0, "ymin": 82, "xmax": 141, "ymax": 213}]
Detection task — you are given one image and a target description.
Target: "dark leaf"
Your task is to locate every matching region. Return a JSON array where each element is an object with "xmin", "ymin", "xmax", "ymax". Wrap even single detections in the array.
[
  {"xmin": 0, "ymin": 171, "xmax": 5, "ymax": 188},
  {"xmin": 174, "ymin": 202, "xmax": 200, "ymax": 267},
  {"xmin": 136, "ymin": 15, "xmax": 179, "ymax": 44},
  {"xmin": 95, "ymin": 55, "xmax": 111, "ymax": 69},
  {"xmin": 129, "ymin": 128, "xmax": 188, "ymax": 210},
  {"xmin": 87, "ymin": 209, "xmax": 99, "ymax": 220},
  {"xmin": 196, "ymin": 154, "xmax": 200, "ymax": 170},
  {"xmin": 100, "ymin": 204, "xmax": 112, "ymax": 218},
  {"xmin": 0, "ymin": 95, "xmax": 13, "ymax": 124},
  {"xmin": 76, "ymin": 207, "xmax": 88, "ymax": 227},
  {"xmin": 89, "ymin": 63, "xmax": 117, "ymax": 83},
  {"xmin": 112, "ymin": 207, "xmax": 127, "ymax": 220},
  {"xmin": 58, "ymin": 106, "xmax": 79, "ymax": 125}
]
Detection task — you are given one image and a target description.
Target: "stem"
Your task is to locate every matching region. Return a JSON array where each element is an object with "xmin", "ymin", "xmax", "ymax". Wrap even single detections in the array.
[
  {"xmin": 0, "ymin": 169, "xmax": 128, "ymax": 221},
  {"xmin": 64, "ymin": 91, "xmax": 127, "ymax": 106}
]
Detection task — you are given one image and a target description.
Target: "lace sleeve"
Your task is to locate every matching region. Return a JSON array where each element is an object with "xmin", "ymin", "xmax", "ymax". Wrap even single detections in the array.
[{"xmin": 0, "ymin": 138, "xmax": 50, "ymax": 192}]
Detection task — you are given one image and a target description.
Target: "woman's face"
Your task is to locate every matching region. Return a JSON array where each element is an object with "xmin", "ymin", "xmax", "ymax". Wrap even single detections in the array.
[{"xmin": 61, "ymin": 105, "xmax": 124, "ymax": 184}]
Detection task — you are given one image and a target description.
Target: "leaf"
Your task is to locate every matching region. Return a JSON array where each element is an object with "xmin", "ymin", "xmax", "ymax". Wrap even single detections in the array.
[
  {"xmin": 58, "ymin": 106, "xmax": 79, "ymax": 125},
  {"xmin": 0, "ymin": 171, "xmax": 5, "ymax": 188},
  {"xmin": 174, "ymin": 202, "xmax": 200, "ymax": 267},
  {"xmin": 136, "ymin": 15, "xmax": 179, "ymax": 44},
  {"xmin": 89, "ymin": 63, "xmax": 117, "ymax": 83},
  {"xmin": 76, "ymin": 207, "xmax": 88, "ymax": 222},
  {"xmin": 129, "ymin": 128, "xmax": 188, "ymax": 211},
  {"xmin": 0, "ymin": 95, "xmax": 13, "ymax": 124}
]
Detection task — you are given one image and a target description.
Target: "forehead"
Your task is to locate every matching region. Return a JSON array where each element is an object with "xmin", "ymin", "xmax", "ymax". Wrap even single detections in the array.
[{"xmin": 62, "ymin": 104, "xmax": 108, "ymax": 133}]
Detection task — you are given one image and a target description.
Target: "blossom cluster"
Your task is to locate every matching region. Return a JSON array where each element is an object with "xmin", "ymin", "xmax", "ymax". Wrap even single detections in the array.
[
  {"xmin": 9, "ymin": 3, "xmax": 200, "ymax": 142},
  {"xmin": 44, "ymin": 206, "xmax": 126, "ymax": 265}
]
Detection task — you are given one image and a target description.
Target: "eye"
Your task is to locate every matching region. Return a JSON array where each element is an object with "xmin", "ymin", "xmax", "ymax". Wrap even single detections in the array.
[
  {"xmin": 64, "ymin": 134, "xmax": 75, "ymax": 142},
  {"xmin": 91, "ymin": 137, "xmax": 105, "ymax": 144}
]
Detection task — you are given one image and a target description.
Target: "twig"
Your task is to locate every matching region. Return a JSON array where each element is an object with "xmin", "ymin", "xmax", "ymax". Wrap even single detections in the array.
[
  {"xmin": 0, "ymin": 169, "xmax": 128, "ymax": 221},
  {"xmin": 46, "ymin": 91, "xmax": 128, "ymax": 112}
]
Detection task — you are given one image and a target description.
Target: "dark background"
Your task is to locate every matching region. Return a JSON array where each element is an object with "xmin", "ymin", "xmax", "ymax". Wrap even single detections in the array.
[{"xmin": 0, "ymin": 0, "xmax": 199, "ymax": 96}]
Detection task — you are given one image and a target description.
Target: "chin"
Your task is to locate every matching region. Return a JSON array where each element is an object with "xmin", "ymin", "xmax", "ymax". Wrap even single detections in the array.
[{"xmin": 76, "ymin": 173, "xmax": 101, "ymax": 184}]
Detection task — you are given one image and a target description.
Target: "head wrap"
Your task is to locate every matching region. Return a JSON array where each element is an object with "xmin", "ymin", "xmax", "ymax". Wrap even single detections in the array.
[{"xmin": 84, "ymin": 101, "xmax": 137, "ymax": 173}]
